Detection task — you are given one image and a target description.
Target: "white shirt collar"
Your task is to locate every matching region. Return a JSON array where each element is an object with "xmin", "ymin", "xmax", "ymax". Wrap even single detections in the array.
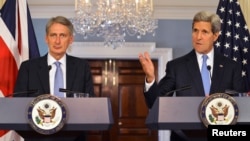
[
  {"xmin": 195, "ymin": 48, "xmax": 214, "ymax": 71},
  {"xmin": 47, "ymin": 54, "xmax": 66, "ymax": 66}
]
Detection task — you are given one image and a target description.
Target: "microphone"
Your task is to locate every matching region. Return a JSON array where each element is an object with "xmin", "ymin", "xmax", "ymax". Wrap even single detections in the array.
[
  {"xmin": 6, "ymin": 89, "xmax": 39, "ymax": 97},
  {"xmin": 224, "ymin": 89, "xmax": 248, "ymax": 97},
  {"xmin": 59, "ymin": 88, "xmax": 83, "ymax": 93},
  {"xmin": 224, "ymin": 89, "xmax": 239, "ymax": 95},
  {"xmin": 48, "ymin": 65, "xmax": 52, "ymax": 71},
  {"xmin": 59, "ymin": 88, "xmax": 85, "ymax": 97},
  {"xmin": 163, "ymin": 85, "xmax": 192, "ymax": 96},
  {"xmin": 207, "ymin": 65, "xmax": 212, "ymax": 79}
]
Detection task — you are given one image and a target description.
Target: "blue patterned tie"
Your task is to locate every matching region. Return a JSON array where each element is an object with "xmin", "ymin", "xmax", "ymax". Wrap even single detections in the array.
[
  {"xmin": 201, "ymin": 55, "xmax": 210, "ymax": 95},
  {"xmin": 54, "ymin": 61, "xmax": 64, "ymax": 97}
]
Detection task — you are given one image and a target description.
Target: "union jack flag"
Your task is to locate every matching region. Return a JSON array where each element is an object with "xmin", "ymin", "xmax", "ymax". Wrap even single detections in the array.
[
  {"xmin": 215, "ymin": 0, "xmax": 250, "ymax": 91},
  {"xmin": 0, "ymin": 0, "xmax": 40, "ymax": 138}
]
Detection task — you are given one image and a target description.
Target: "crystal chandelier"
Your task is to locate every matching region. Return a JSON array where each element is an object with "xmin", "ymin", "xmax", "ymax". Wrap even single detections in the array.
[{"xmin": 71, "ymin": 0, "xmax": 158, "ymax": 49}]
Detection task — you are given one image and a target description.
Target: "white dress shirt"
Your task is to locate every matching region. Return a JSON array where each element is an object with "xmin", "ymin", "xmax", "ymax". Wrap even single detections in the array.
[{"xmin": 47, "ymin": 54, "xmax": 66, "ymax": 97}]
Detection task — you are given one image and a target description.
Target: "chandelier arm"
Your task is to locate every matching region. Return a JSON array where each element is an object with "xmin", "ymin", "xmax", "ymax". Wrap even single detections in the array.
[{"xmin": 72, "ymin": 0, "xmax": 158, "ymax": 49}]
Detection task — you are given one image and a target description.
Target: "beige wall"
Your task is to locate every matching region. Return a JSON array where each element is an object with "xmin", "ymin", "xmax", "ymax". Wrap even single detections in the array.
[
  {"xmin": 0, "ymin": 0, "xmax": 5, "ymax": 9},
  {"xmin": 239, "ymin": 0, "xmax": 250, "ymax": 31}
]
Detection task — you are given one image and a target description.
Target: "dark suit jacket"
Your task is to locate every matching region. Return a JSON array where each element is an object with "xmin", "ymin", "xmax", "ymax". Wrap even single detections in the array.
[
  {"xmin": 14, "ymin": 54, "xmax": 94, "ymax": 97},
  {"xmin": 144, "ymin": 50, "xmax": 247, "ymax": 141},
  {"xmin": 144, "ymin": 50, "xmax": 246, "ymax": 108},
  {"xmin": 13, "ymin": 54, "xmax": 94, "ymax": 141}
]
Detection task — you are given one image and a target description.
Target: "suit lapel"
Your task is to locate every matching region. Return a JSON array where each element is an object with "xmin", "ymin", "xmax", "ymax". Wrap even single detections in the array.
[
  {"xmin": 210, "ymin": 53, "xmax": 225, "ymax": 93},
  {"xmin": 186, "ymin": 51, "xmax": 205, "ymax": 96},
  {"xmin": 66, "ymin": 55, "xmax": 76, "ymax": 90},
  {"xmin": 38, "ymin": 55, "xmax": 50, "ymax": 93}
]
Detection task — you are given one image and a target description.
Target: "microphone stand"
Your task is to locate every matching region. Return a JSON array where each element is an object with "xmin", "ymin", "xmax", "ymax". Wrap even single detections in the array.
[{"xmin": 162, "ymin": 85, "xmax": 192, "ymax": 96}]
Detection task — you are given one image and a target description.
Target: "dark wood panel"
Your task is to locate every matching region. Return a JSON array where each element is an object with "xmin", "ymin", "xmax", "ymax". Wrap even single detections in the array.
[
  {"xmin": 87, "ymin": 59, "xmax": 158, "ymax": 141},
  {"xmin": 119, "ymin": 85, "xmax": 148, "ymax": 117}
]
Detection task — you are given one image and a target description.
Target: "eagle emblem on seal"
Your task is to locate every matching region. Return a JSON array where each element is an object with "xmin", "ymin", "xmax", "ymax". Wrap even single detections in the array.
[
  {"xmin": 209, "ymin": 103, "xmax": 229, "ymax": 123},
  {"xmin": 35, "ymin": 104, "xmax": 57, "ymax": 125}
]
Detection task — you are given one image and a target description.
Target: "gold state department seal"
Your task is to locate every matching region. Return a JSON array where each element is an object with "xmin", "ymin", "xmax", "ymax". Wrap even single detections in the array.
[
  {"xmin": 27, "ymin": 94, "xmax": 67, "ymax": 135},
  {"xmin": 199, "ymin": 93, "xmax": 238, "ymax": 127}
]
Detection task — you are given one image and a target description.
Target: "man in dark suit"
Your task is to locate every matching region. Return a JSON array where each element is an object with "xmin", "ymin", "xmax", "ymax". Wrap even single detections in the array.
[
  {"xmin": 14, "ymin": 16, "xmax": 94, "ymax": 141},
  {"xmin": 139, "ymin": 11, "xmax": 247, "ymax": 141}
]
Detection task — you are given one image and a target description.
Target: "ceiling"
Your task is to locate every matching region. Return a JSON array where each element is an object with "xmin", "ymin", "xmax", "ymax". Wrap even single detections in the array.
[{"xmin": 27, "ymin": 0, "xmax": 219, "ymax": 19}]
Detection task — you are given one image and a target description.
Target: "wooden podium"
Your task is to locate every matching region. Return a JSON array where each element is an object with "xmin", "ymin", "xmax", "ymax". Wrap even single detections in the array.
[
  {"xmin": 146, "ymin": 97, "xmax": 250, "ymax": 140},
  {"xmin": 0, "ymin": 97, "xmax": 114, "ymax": 140}
]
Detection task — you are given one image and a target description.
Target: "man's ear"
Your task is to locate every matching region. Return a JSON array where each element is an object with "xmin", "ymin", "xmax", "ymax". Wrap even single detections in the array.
[{"xmin": 213, "ymin": 32, "xmax": 220, "ymax": 42}]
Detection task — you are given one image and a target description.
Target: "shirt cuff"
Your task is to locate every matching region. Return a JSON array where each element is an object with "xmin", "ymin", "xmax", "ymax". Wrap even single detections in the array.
[{"xmin": 144, "ymin": 78, "xmax": 155, "ymax": 92}]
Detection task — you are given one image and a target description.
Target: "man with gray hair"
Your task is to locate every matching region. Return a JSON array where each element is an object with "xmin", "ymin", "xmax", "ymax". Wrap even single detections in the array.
[
  {"xmin": 139, "ymin": 11, "xmax": 246, "ymax": 141},
  {"xmin": 14, "ymin": 16, "xmax": 94, "ymax": 141}
]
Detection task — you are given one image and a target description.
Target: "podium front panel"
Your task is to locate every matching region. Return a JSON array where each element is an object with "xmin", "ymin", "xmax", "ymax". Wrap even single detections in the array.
[
  {"xmin": 146, "ymin": 97, "xmax": 250, "ymax": 130},
  {"xmin": 0, "ymin": 97, "xmax": 113, "ymax": 131}
]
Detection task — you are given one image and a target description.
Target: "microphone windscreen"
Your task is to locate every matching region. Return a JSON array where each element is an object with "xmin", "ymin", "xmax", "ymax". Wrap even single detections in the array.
[
  {"xmin": 48, "ymin": 65, "xmax": 52, "ymax": 71},
  {"xmin": 207, "ymin": 65, "xmax": 211, "ymax": 71}
]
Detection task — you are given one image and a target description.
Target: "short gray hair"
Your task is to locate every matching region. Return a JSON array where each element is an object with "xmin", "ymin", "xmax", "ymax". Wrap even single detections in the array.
[
  {"xmin": 192, "ymin": 11, "xmax": 221, "ymax": 34},
  {"xmin": 46, "ymin": 16, "xmax": 74, "ymax": 35}
]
